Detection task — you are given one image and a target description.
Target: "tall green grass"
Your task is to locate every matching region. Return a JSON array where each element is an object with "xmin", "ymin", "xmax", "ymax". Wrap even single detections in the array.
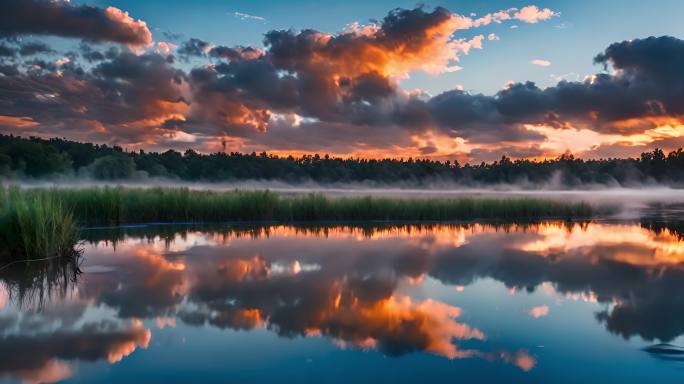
[
  {"xmin": 1, "ymin": 186, "xmax": 599, "ymax": 261},
  {"xmin": 8, "ymin": 186, "xmax": 595, "ymax": 226},
  {"xmin": 0, "ymin": 187, "xmax": 80, "ymax": 261}
]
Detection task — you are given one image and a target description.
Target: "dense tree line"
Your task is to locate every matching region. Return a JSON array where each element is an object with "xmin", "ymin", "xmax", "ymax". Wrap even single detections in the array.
[{"xmin": 1, "ymin": 135, "xmax": 684, "ymax": 186}]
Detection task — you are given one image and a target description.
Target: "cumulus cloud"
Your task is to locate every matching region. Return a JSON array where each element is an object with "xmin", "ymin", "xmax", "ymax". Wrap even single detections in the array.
[
  {"xmin": 22, "ymin": 4, "xmax": 684, "ymax": 161},
  {"xmin": 177, "ymin": 37, "xmax": 211, "ymax": 57},
  {"xmin": 0, "ymin": 0, "xmax": 152, "ymax": 46},
  {"xmin": 0, "ymin": 312, "xmax": 151, "ymax": 383},
  {"xmin": 263, "ymin": 7, "xmax": 475, "ymax": 79},
  {"xmin": 173, "ymin": 5, "xmax": 554, "ymax": 151},
  {"xmin": 0, "ymin": 49, "xmax": 188, "ymax": 145},
  {"xmin": 514, "ymin": 5, "xmax": 558, "ymax": 23},
  {"xmin": 472, "ymin": 5, "xmax": 558, "ymax": 27},
  {"xmin": 417, "ymin": 36, "xmax": 684, "ymax": 157}
]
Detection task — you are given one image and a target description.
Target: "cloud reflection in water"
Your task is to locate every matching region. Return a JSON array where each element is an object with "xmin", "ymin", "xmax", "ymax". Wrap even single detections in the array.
[{"xmin": 2, "ymin": 221, "xmax": 684, "ymax": 381}]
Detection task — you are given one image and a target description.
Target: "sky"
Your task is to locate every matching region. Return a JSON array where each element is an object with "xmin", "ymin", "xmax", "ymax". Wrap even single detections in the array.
[{"xmin": 2, "ymin": 0, "xmax": 684, "ymax": 162}]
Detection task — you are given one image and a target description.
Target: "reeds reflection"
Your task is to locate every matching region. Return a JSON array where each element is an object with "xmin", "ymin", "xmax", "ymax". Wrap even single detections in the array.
[
  {"xmin": 0, "ymin": 255, "xmax": 82, "ymax": 310},
  {"xmin": 2, "ymin": 221, "xmax": 684, "ymax": 382}
]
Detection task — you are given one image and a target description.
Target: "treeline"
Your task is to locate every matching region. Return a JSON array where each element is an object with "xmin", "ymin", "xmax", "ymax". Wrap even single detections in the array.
[{"xmin": 1, "ymin": 134, "xmax": 684, "ymax": 186}]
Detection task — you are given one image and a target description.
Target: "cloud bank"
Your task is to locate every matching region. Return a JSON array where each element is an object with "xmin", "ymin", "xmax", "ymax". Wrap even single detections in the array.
[
  {"xmin": 0, "ymin": 0, "xmax": 152, "ymax": 46},
  {"xmin": 1, "ymin": 3, "xmax": 683, "ymax": 161}
]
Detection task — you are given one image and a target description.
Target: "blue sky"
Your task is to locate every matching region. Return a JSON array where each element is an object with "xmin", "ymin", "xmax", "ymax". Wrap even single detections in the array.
[{"xmin": 79, "ymin": 0, "xmax": 684, "ymax": 95}]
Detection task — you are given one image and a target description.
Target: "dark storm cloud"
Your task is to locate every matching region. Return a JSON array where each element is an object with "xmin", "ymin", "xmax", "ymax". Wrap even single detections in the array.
[
  {"xmin": 308, "ymin": 35, "xmax": 668, "ymax": 153},
  {"xmin": 177, "ymin": 38, "xmax": 210, "ymax": 57},
  {"xmin": 593, "ymin": 36, "xmax": 684, "ymax": 116},
  {"xmin": 78, "ymin": 43, "xmax": 106, "ymax": 62},
  {"xmin": 346, "ymin": 71, "xmax": 396, "ymax": 102},
  {"xmin": 0, "ymin": 44, "xmax": 16, "ymax": 57},
  {"xmin": 425, "ymin": 36, "xmax": 684, "ymax": 139},
  {"xmin": 187, "ymin": 6, "xmax": 457, "ymax": 129},
  {"xmin": 209, "ymin": 45, "xmax": 262, "ymax": 61},
  {"xmin": 18, "ymin": 41, "xmax": 55, "ymax": 56},
  {"xmin": 0, "ymin": 50, "xmax": 187, "ymax": 144},
  {"xmin": 427, "ymin": 89, "xmax": 547, "ymax": 143},
  {"xmin": 0, "ymin": 64, "xmax": 18, "ymax": 76},
  {"xmin": 262, "ymin": 6, "xmax": 453, "ymax": 74},
  {"xmin": 0, "ymin": 0, "xmax": 152, "ymax": 46},
  {"xmin": 163, "ymin": 31, "xmax": 183, "ymax": 42},
  {"xmin": 178, "ymin": 7, "xmax": 460, "ymax": 139},
  {"xmin": 183, "ymin": 21, "xmax": 684, "ymax": 149}
]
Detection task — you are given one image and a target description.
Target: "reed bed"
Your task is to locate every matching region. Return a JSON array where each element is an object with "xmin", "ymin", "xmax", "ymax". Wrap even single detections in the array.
[
  {"xmin": 0, "ymin": 187, "xmax": 80, "ymax": 261},
  {"xmin": 1, "ymin": 186, "xmax": 599, "ymax": 262},
  {"xmin": 7, "ymin": 186, "xmax": 595, "ymax": 226}
]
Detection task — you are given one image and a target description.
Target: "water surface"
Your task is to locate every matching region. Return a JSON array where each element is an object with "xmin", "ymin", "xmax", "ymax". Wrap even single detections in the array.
[{"xmin": 1, "ymin": 221, "xmax": 684, "ymax": 383}]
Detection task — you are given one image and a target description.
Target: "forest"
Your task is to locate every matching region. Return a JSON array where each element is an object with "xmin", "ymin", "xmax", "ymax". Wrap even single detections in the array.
[{"xmin": 1, "ymin": 134, "xmax": 683, "ymax": 186}]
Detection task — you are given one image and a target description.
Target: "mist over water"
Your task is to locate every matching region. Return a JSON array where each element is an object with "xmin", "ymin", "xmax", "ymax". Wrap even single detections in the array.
[{"xmin": 7, "ymin": 177, "xmax": 684, "ymax": 220}]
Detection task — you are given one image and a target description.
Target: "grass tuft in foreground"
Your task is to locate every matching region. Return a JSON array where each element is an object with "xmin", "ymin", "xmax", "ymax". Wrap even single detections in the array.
[{"xmin": 0, "ymin": 187, "xmax": 81, "ymax": 261}]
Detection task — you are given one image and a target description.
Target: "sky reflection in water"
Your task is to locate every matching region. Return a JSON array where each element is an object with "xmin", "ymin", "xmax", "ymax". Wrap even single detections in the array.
[{"xmin": 1, "ymin": 221, "xmax": 684, "ymax": 383}]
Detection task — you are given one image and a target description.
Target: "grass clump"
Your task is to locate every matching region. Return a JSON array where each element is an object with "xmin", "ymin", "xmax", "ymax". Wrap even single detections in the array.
[
  {"xmin": 10, "ymin": 186, "xmax": 595, "ymax": 226},
  {"xmin": 0, "ymin": 187, "xmax": 80, "ymax": 261}
]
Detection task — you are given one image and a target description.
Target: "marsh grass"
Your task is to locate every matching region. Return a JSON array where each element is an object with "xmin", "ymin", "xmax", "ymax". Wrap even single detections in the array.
[
  {"xmin": 12, "ymin": 186, "xmax": 595, "ymax": 226},
  {"xmin": 1, "ymin": 186, "xmax": 599, "ymax": 261},
  {"xmin": 0, "ymin": 187, "xmax": 81, "ymax": 261}
]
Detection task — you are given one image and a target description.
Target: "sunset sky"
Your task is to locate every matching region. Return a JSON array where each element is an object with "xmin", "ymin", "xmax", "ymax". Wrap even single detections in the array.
[{"xmin": 2, "ymin": 0, "xmax": 684, "ymax": 161}]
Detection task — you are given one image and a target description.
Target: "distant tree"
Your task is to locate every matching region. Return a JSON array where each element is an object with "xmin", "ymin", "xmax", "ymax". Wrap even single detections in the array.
[
  {"xmin": 1, "ymin": 134, "xmax": 684, "ymax": 187},
  {"xmin": 0, "ymin": 139, "xmax": 71, "ymax": 177},
  {"xmin": 0, "ymin": 153, "xmax": 11, "ymax": 176},
  {"xmin": 91, "ymin": 154, "xmax": 136, "ymax": 180}
]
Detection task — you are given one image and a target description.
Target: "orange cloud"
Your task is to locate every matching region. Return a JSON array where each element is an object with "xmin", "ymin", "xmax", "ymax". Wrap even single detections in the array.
[
  {"xmin": 510, "ymin": 351, "xmax": 537, "ymax": 371},
  {"xmin": 104, "ymin": 6, "xmax": 153, "ymax": 47},
  {"xmin": 0, "ymin": 115, "xmax": 39, "ymax": 128},
  {"xmin": 15, "ymin": 359, "xmax": 72, "ymax": 384},
  {"xmin": 529, "ymin": 305, "xmax": 550, "ymax": 318},
  {"xmin": 515, "ymin": 6, "xmax": 559, "ymax": 23},
  {"xmin": 518, "ymin": 223, "xmax": 684, "ymax": 266},
  {"xmin": 107, "ymin": 320, "xmax": 152, "ymax": 363}
]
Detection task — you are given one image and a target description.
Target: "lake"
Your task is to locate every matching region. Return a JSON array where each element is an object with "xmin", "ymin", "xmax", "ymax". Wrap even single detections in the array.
[{"xmin": 1, "ymin": 220, "xmax": 683, "ymax": 383}]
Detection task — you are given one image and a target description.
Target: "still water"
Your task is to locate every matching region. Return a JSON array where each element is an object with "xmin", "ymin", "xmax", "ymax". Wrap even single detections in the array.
[{"xmin": 1, "ymin": 221, "xmax": 684, "ymax": 383}]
